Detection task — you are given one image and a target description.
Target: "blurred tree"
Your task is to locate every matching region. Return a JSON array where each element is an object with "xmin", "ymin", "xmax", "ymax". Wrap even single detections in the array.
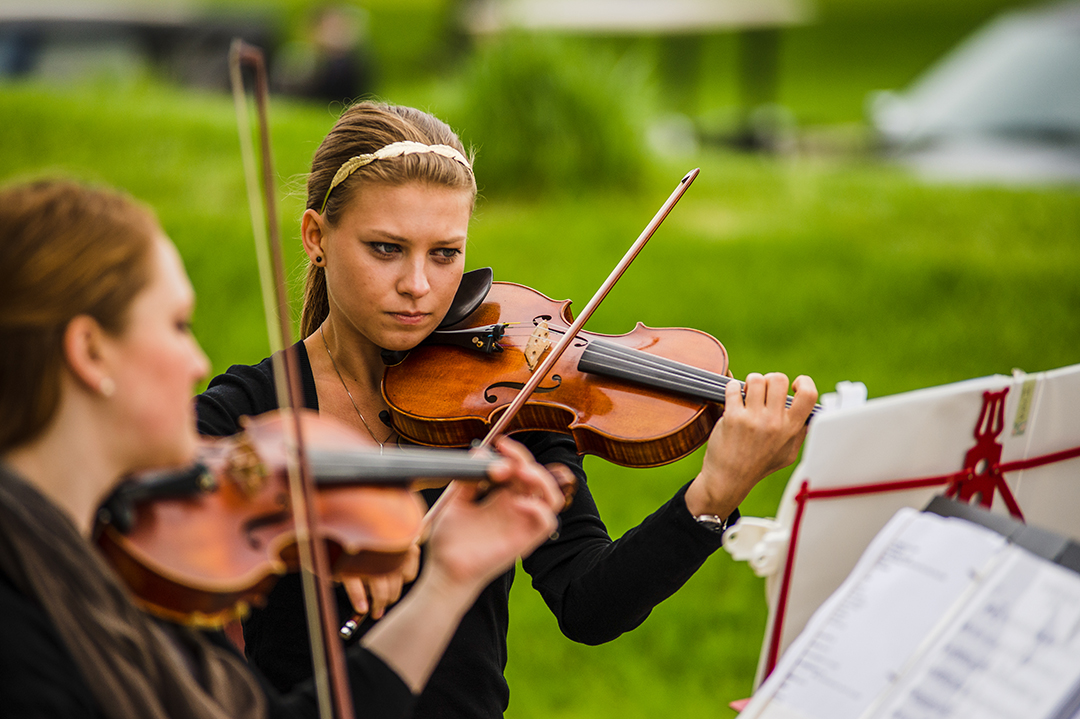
[{"xmin": 452, "ymin": 34, "xmax": 649, "ymax": 195}]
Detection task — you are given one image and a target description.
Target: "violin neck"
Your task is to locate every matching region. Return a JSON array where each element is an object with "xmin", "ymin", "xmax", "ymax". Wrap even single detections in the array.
[
  {"xmin": 307, "ymin": 447, "xmax": 497, "ymax": 486},
  {"xmin": 577, "ymin": 338, "xmax": 820, "ymax": 417}
]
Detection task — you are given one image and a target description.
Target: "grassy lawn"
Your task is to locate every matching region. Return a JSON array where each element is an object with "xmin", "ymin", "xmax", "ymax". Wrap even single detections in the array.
[{"xmin": 2, "ymin": 1, "xmax": 1077, "ymax": 716}]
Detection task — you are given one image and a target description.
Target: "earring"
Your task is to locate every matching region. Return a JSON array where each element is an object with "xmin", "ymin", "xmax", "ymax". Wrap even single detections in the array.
[
  {"xmin": 99, "ymin": 377, "xmax": 116, "ymax": 398},
  {"xmin": 314, "ymin": 256, "xmax": 323, "ymax": 266}
]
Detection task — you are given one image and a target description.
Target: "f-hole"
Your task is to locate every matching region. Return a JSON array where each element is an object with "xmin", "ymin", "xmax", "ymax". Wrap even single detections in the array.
[{"xmin": 484, "ymin": 375, "xmax": 563, "ymax": 403}]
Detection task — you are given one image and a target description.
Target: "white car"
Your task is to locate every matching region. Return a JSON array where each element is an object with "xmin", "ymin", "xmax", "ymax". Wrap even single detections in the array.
[{"xmin": 869, "ymin": 1, "xmax": 1080, "ymax": 185}]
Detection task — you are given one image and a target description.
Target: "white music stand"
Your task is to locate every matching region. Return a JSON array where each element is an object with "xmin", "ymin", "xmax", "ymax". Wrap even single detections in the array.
[{"xmin": 722, "ymin": 362, "xmax": 1080, "ymax": 689}]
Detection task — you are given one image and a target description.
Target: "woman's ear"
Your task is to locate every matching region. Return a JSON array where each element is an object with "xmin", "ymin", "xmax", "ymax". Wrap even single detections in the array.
[
  {"xmin": 63, "ymin": 315, "xmax": 115, "ymax": 398},
  {"xmin": 301, "ymin": 209, "xmax": 328, "ymax": 267}
]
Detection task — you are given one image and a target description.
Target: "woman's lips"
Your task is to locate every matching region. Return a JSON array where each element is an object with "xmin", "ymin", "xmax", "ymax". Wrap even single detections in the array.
[{"xmin": 389, "ymin": 312, "xmax": 429, "ymax": 325}]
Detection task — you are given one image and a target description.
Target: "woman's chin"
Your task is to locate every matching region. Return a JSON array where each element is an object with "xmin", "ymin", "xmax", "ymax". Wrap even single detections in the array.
[
  {"xmin": 381, "ymin": 326, "xmax": 436, "ymax": 353},
  {"xmin": 132, "ymin": 433, "xmax": 200, "ymax": 475}
]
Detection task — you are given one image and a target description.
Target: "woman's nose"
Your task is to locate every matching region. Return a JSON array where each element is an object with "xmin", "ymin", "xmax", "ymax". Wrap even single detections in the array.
[
  {"xmin": 191, "ymin": 340, "xmax": 211, "ymax": 382},
  {"xmin": 398, "ymin": 258, "xmax": 431, "ymax": 298}
]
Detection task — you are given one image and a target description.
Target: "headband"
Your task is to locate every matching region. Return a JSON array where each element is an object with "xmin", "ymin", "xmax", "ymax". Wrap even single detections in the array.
[{"xmin": 319, "ymin": 141, "xmax": 473, "ymax": 213}]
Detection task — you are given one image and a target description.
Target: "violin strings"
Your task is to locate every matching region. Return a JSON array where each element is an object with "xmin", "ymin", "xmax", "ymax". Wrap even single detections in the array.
[
  {"xmin": 580, "ymin": 340, "xmax": 732, "ymax": 399},
  {"xmin": 580, "ymin": 340, "xmax": 817, "ymax": 414},
  {"xmin": 459, "ymin": 327, "xmax": 814, "ymax": 414},
  {"xmin": 487, "ymin": 328, "xmax": 737, "ymax": 400},
  {"xmin": 489, "ymin": 328, "xmax": 730, "ymax": 390},
  {"xmin": 586, "ymin": 339, "xmax": 730, "ymax": 386}
]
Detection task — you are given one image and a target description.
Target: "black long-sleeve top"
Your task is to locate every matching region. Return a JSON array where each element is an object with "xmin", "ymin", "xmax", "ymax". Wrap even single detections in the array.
[
  {"xmin": 196, "ymin": 342, "xmax": 732, "ymax": 719},
  {"xmin": 0, "ymin": 471, "xmax": 414, "ymax": 719}
]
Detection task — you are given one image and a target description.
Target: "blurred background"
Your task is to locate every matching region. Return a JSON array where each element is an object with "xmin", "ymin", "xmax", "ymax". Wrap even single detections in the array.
[{"xmin": 1, "ymin": 0, "xmax": 1077, "ymax": 717}]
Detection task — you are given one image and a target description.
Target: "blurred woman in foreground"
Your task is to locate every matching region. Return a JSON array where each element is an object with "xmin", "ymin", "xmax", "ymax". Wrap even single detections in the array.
[{"xmin": 0, "ymin": 179, "xmax": 564, "ymax": 718}]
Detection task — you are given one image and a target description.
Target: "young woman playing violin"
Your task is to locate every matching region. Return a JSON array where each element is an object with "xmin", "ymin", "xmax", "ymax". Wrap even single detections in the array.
[
  {"xmin": 0, "ymin": 179, "xmax": 565, "ymax": 719},
  {"xmin": 196, "ymin": 101, "xmax": 818, "ymax": 719}
]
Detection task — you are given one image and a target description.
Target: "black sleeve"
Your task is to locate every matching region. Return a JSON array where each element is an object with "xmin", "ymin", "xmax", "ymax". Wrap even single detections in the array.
[
  {"xmin": 197, "ymin": 345, "xmax": 319, "ymax": 438},
  {"xmin": 196, "ymin": 356, "xmax": 280, "ymax": 437},
  {"xmin": 517, "ymin": 432, "xmax": 735, "ymax": 645},
  {"xmin": 0, "ymin": 573, "xmax": 101, "ymax": 718},
  {"xmin": 202, "ymin": 631, "xmax": 416, "ymax": 719}
]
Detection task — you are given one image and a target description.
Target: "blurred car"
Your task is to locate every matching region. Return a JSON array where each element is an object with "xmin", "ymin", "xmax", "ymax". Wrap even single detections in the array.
[{"xmin": 869, "ymin": 1, "xmax": 1080, "ymax": 185}]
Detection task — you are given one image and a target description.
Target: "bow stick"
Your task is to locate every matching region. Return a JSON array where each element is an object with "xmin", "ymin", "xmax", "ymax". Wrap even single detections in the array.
[
  {"xmin": 422, "ymin": 168, "xmax": 700, "ymax": 526},
  {"xmin": 229, "ymin": 40, "xmax": 353, "ymax": 719}
]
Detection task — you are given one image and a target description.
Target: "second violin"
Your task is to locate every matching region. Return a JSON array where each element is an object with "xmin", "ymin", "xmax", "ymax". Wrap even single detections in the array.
[{"xmin": 96, "ymin": 409, "xmax": 501, "ymax": 626}]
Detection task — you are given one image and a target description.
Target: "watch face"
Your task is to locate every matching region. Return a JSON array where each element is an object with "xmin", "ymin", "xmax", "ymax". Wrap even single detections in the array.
[{"xmin": 696, "ymin": 515, "xmax": 727, "ymax": 533}]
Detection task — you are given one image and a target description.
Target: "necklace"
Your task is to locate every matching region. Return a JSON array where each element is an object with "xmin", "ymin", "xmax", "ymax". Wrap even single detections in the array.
[{"xmin": 320, "ymin": 326, "xmax": 393, "ymax": 454}]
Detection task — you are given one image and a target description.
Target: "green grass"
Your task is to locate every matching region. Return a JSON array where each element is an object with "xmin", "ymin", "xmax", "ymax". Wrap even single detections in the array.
[
  {"xmin": 0, "ymin": 81, "xmax": 339, "ymax": 369},
  {"xmin": 2, "ymin": 1, "xmax": 1078, "ymax": 715}
]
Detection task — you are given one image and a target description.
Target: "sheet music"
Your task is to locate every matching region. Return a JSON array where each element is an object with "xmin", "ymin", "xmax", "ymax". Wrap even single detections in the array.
[
  {"xmin": 865, "ymin": 546, "xmax": 1080, "ymax": 719},
  {"xmin": 739, "ymin": 509, "xmax": 1008, "ymax": 719}
]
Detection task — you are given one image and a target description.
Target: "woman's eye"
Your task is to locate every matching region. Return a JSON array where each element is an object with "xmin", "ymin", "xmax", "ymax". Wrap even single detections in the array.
[
  {"xmin": 433, "ymin": 248, "xmax": 462, "ymax": 261},
  {"xmin": 369, "ymin": 242, "xmax": 401, "ymax": 256},
  {"xmin": 176, "ymin": 320, "xmax": 193, "ymax": 334}
]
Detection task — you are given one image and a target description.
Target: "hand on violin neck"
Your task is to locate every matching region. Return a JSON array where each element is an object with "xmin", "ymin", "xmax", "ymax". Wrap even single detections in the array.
[
  {"xmin": 685, "ymin": 372, "xmax": 818, "ymax": 519},
  {"xmin": 356, "ymin": 445, "xmax": 557, "ymax": 697},
  {"xmin": 424, "ymin": 437, "xmax": 561, "ymax": 596}
]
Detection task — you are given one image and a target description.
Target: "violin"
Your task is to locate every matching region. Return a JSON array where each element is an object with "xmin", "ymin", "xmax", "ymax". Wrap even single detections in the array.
[
  {"xmin": 383, "ymin": 281, "xmax": 820, "ymax": 467},
  {"xmin": 96, "ymin": 409, "xmax": 497, "ymax": 626}
]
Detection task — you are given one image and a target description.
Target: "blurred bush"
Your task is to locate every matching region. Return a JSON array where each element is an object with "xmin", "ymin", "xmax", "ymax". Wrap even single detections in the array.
[{"xmin": 450, "ymin": 35, "xmax": 652, "ymax": 196}]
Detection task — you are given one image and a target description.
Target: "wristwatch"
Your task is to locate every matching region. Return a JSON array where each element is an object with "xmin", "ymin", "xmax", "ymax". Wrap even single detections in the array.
[{"xmin": 694, "ymin": 513, "xmax": 730, "ymax": 534}]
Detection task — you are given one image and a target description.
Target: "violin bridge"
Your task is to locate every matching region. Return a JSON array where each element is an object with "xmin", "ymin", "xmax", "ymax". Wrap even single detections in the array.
[
  {"xmin": 227, "ymin": 435, "xmax": 268, "ymax": 496},
  {"xmin": 523, "ymin": 321, "xmax": 551, "ymax": 372}
]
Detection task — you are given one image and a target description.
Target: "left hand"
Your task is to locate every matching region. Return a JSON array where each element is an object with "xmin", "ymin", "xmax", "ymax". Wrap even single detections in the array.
[
  {"xmin": 342, "ymin": 543, "xmax": 422, "ymax": 620},
  {"xmin": 685, "ymin": 372, "xmax": 817, "ymax": 519}
]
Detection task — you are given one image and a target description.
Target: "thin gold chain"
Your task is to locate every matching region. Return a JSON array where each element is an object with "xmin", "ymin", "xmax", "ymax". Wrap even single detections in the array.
[{"xmin": 320, "ymin": 326, "xmax": 393, "ymax": 454}]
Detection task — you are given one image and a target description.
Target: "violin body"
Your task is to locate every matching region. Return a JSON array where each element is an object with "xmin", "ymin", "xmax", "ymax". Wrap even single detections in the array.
[
  {"xmin": 383, "ymin": 282, "xmax": 730, "ymax": 468},
  {"xmin": 96, "ymin": 411, "xmax": 425, "ymax": 626}
]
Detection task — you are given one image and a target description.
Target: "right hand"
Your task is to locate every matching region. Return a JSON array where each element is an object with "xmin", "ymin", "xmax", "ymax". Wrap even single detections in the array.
[{"xmin": 424, "ymin": 436, "xmax": 562, "ymax": 594}]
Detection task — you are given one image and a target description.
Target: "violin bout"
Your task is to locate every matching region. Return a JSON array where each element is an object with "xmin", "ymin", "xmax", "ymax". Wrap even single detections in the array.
[
  {"xmin": 96, "ymin": 411, "xmax": 425, "ymax": 627},
  {"xmin": 383, "ymin": 282, "xmax": 730, "ymax": 469}
]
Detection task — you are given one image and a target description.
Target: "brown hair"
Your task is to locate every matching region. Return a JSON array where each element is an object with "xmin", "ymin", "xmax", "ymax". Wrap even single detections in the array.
[
  {"xmin": 0, "ymin": 180, "xmax": 159, "ymax": 452},
  {"xmin": 300, "ymin": 101, "xmax": 476, "ymax": 338}
]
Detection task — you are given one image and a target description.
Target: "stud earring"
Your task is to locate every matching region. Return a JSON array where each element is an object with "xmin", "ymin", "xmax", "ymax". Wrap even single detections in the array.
[
  {"xmin": 99, "ymin": 377, "xmax": 116, "ymax": 398},
  {"xmin": 314, "ymin": 256, "xmax": 323, "ymax": 265}
]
